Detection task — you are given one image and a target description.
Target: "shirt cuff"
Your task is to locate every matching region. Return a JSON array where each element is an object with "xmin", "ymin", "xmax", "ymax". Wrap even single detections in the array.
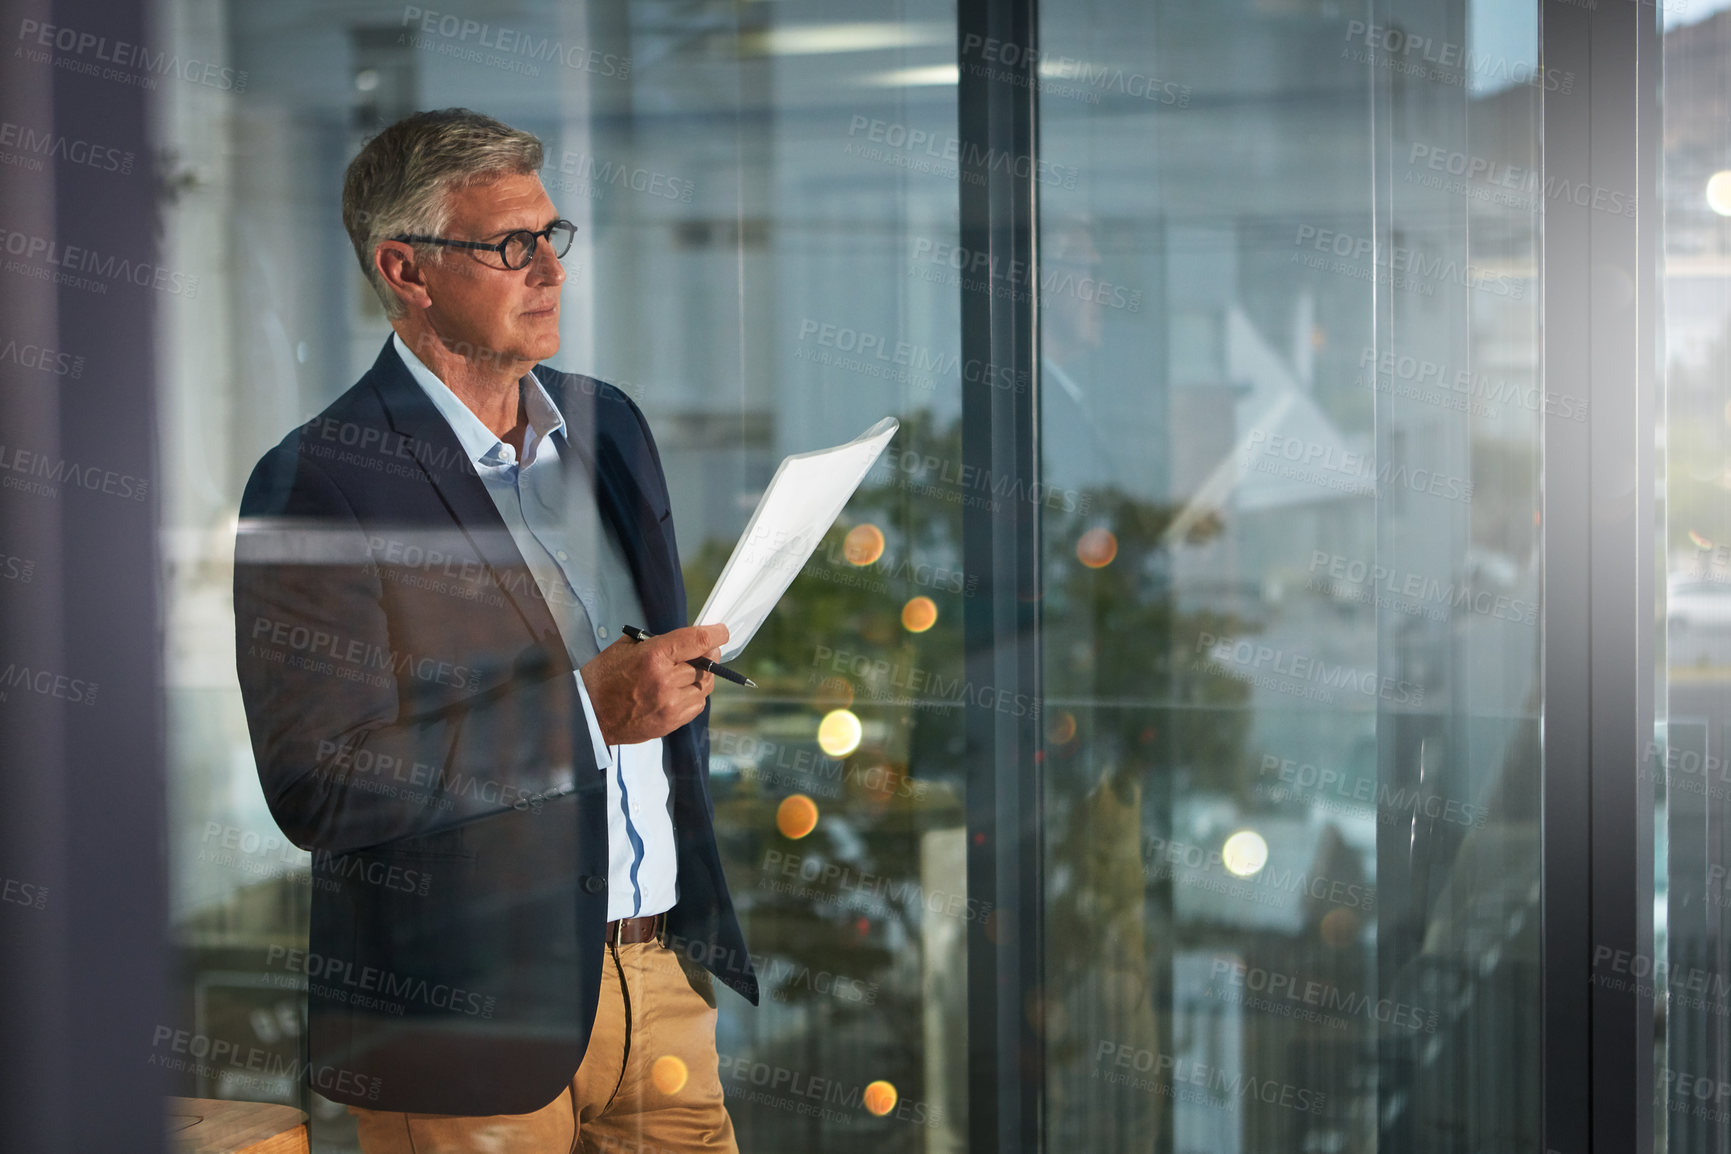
[{"xmin": 574, "ymin": 671, "xmax": 613, "ymax": 772}]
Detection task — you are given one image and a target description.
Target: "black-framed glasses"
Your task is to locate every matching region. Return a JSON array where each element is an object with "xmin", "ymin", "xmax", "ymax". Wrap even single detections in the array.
[{"xmin": 393, "ymin": 219, "xmax": 577, "ymax": 270}]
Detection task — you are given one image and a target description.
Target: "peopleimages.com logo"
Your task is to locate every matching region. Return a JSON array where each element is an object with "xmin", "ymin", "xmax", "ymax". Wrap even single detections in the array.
[
  {"xmin": 0, "ymin": 120, "xmax": 134, "ymax": 174},
  {"xmin": 398, "ymin": 6, "xmax": 630, "ymax": 77},
  {"xmin": 1241, "ymin": 428, "xmax": 1475, "ymax": 504},
  {"xmin": 1292, "ymin": 223, "xmax": 1524, "ymax": 299},
  {"xmin": 1195, "ymin": 630, "xmax": 1424, "ymax": 707},
  {"xmin": 1256, "ymin": 752, "xmax": 1488, "ymax": 830},
  {"xmin": 16, "ymin": 18, "xmax": 247, "ymax": 91},
  {"xmin": 845, "ymin": 116, "xmax": 1079, "ymax": 189},
  {"xmin": 1306, "ymin": 549, "xmax": 1537, "ymax": 628},
  {"xmin": 0, "ymin": 226, "xmax": 199, "ymax": 297},
  {"xmin": 1358, "ymin": 345, "xmax": 1587, "ymax": 423},
  {"xmin": 1340, "ymin": 21, "xmax": 1573, "ymax": 93},
  {"xmin": 1093, "ymin": 1042, "xmax": 1328, "ymax": 1114},
  {"xmin": 0, "ymin": 336, "xmax": 83, "ymax": 379},
  {"xmin": 149, "ymin": 1027, "xmax": 381, "ymax": 1101}
]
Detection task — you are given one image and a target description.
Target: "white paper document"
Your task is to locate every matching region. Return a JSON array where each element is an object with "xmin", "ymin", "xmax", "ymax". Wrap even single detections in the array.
[{"xmin": 696, "ymin": 417, "xmax": 899, "ymax": 661}]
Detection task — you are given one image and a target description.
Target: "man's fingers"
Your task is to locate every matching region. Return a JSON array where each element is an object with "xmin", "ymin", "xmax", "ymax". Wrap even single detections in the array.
[
  {"xmin": 583, "ymin": 628, "xmax": 725, "ymax": 745},
  {"xmin": 658, "ymin": 624, "xmax": 730, "ymax": 662}
]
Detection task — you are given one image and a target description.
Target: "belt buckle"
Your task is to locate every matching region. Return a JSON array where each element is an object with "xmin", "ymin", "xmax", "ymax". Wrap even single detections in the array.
[{"xmin": 606, "ymin": 913, "xmax": 666, "ymax": 948}]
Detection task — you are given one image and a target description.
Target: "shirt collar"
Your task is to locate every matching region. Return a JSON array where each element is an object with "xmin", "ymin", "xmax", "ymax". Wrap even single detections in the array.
[{"xmin": 392, "ymin": 332, "xmax": 566, "ymax": 468}]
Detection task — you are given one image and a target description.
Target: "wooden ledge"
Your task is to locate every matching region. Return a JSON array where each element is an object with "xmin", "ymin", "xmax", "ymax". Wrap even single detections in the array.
[{"xmin": 166, "ymin": 1097, "xmax": 309, "ymax": 1154}]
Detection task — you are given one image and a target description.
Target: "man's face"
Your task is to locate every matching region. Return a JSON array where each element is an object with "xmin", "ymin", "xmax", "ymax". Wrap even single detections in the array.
[{"xmin": 411, "ymin": 171, "xmax": 566, "ymax": 368}]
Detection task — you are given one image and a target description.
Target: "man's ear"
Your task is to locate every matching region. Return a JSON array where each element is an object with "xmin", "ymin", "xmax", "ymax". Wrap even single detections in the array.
[{"xmin": 375, "ymin": 241, "xmax": 432, "ymax": 312}]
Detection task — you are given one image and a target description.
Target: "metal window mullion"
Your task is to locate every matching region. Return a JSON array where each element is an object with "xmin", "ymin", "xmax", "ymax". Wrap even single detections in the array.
[
  {"xmin": 957, "ymin": 0, "xmax": 1044, "ymax": 1151},
  {"xmin": 1540, "ymin": 1, "xmax": 1660, "ymax": 1151}
]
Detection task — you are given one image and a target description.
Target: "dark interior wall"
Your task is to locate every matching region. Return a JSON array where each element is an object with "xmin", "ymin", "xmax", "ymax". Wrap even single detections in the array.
[{"xmin": 0, "ymin": 0, "xmax": 167, "ymax": 1148}]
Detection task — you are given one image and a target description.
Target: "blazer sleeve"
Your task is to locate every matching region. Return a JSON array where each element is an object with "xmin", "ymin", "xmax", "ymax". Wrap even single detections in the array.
[{"xmin": 233, "ymin": 446, "xmax": 597, "ymax": 856}]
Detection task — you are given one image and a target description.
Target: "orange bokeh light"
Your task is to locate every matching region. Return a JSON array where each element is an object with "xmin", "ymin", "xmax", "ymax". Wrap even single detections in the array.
[
  {"xmin": 1077, "ymin": 528, "xmax": 1119, "ymax": 569},
  {"xmin": 901, "ymin": 596, "xmax": 938, "ymax": 632},
  {"xmin": 776, "ymin": 794, "xmax": 820, "ymax": 839},
  {"xmin": 1320, "ymin": 907, "xmax": 1360, "ymax": 949},
  {"xmin": 864, "ymin": 1080, "xmax": 899, "ymax": 1116},
  {"xmin": 814, "ymin": 675, "xmax": 855, "ymax": 710},
  {"xmin": 651, "ymin": 1055, "xmax": 689, "ymax": 1095},
  {"xmin": 843, "ymin": 523, "xmax": 886, "ymax": 566}
]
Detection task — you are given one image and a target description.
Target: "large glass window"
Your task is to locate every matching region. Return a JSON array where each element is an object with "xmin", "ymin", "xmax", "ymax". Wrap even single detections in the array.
[
  {"xmin": 1659, "ymin": 5, "xmax": 1731, "ymax": 1149},
  {"xmin": 158, "ymin": 1, "xmax": 968, "ymax": 1149},
  {"xmin": 130, "ymin": 0, "xmax": 1694, "ymax": 1150},
  {"xmin": 1037, "ymin": 2, "xmax": 1544, "ymax": 1149}
]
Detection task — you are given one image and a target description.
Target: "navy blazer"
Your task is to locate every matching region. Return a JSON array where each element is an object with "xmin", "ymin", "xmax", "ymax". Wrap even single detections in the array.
[{"xmin": 233, "ymin": 339, "xmax": 756, "ymax": 1115}]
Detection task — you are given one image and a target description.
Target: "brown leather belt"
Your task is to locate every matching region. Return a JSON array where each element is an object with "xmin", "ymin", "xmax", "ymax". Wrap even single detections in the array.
[{"xmin": 605, "ymin": 913, "xmax": 665, "ymax": 947}]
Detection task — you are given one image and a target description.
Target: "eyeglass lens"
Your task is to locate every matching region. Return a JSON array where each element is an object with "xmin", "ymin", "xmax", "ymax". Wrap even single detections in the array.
[{"xmin": 502, "ymin": 222, "xmax": 576, "ymax": 269}]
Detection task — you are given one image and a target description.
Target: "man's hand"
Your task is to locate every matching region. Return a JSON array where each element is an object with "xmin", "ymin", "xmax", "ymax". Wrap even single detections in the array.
[{"xmin": 580, "ymin": 624, "xmax": 730, "ymax": 746}]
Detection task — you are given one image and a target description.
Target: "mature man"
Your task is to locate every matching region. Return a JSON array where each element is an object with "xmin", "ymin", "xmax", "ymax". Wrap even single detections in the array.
[{"xmin": 233, "ymin": 108, "xmax": 756, "ymax": 1152}]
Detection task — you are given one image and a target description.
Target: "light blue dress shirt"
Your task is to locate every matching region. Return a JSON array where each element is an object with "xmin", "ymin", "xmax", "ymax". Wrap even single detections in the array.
[{"xmin": 392, "ymin": 334, "xmax": 676, "ymax": 921}]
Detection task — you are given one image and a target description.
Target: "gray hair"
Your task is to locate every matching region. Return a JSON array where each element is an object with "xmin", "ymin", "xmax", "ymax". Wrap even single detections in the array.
[{"xmin": 342, "ymin": 108, "xmax": 544, "ymax": 319}]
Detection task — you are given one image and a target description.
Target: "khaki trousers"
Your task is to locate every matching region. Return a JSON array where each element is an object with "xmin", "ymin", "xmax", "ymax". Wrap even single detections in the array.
[{"xmin": 350, "ymin": 940, "xmax": 737, "ymax": 1154}]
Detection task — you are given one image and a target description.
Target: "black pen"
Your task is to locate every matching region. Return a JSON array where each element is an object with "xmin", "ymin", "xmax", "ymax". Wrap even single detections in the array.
[{"xmin": 621, "ymin": 625, "xmax": 756, "ymax": 688}]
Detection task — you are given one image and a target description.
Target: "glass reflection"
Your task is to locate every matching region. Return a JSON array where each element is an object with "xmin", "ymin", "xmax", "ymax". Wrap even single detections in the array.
[
  {"xmin": 1040, "ymin": 1, "xmax": 1542, "ymax": 1150},
  {"xmin": 160, "ymin": 0, "xmax": 968, "ymax": 1149},
  {"xmin": 1659, "ymin": 7, "xmax": 1731, "ymax": 1151}
]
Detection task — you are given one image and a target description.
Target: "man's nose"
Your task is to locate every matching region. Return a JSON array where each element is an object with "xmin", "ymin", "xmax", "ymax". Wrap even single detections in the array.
[{"xmin": 527, "ymin": 237, "xmax": 567, "ymax": 286}]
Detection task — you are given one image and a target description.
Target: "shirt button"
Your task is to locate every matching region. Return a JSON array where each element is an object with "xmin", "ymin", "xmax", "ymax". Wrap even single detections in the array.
[
  {"xmin": 556, "ymin": 549, "xmax": 569, "ymax": 562},
  {"xmin": 597, "ymin": 626, "xmax": 609, "ymax": 639}
]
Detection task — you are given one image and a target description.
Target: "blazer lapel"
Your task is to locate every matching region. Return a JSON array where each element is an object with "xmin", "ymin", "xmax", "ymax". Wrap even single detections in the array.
[
  {"xmin": 364, "ymin": 340, "xmax": 565, "ymax": 651},
  {"xmin": 546, "ymin": 374, "xmax": 681, "ymax": 635}
]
